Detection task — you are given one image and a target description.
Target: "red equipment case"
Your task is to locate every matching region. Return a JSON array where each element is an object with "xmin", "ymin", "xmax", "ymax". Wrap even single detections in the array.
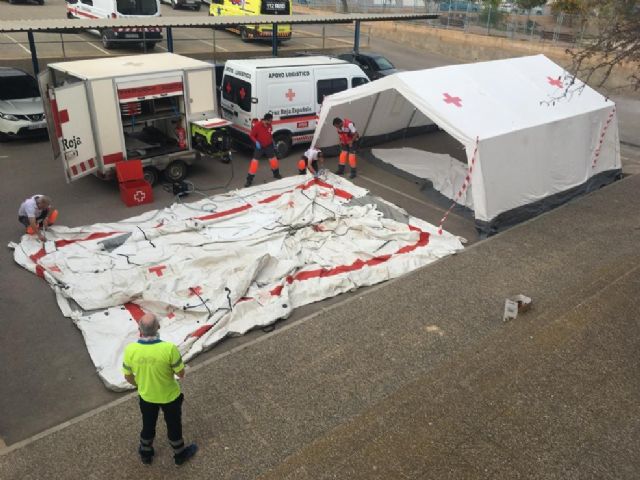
[{"xmin": 115, "ymin": 160, "xmax": 153, "ymax": 207}]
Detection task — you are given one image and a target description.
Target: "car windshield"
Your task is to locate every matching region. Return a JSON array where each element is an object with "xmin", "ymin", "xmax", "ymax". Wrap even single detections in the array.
[
  {"xmin": 116, "ymin": 0, "xmax": 158, "ymax": 15},
  {"xmin": 0, "ymin": 74, "xmax": 40, "ymax": 100},
  {"xmin": 373, "ymin": 56, "xmax": 394, "ymax": 71}
]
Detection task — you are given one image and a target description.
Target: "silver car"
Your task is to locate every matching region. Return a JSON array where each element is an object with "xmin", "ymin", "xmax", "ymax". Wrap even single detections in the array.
[{"xmin": 0, "ymin": 68, "xmax": 47, "ymax": 142}]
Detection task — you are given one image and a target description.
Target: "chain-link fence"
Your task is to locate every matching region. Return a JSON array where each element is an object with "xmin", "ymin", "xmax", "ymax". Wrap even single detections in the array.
[{"xmin": 295, "ymin": 0, "xmax": 595, "ymax": 46}]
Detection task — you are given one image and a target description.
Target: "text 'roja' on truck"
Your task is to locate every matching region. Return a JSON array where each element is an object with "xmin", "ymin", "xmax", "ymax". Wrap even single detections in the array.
[
  {"xmin": 209, "ymin": 0, "xmax": 292, "ymax": 42},
  {"xmin": 66, "ymin": 0, "xmax": 163, "ymax": 50}
]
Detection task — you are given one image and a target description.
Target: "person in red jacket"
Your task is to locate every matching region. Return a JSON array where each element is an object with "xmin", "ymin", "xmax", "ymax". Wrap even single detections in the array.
[
  {"xmin": 245, "ymin": 113, "xmax": 281, "ymax": 188},
  {"xmin": 333, "ymin": 117, "xmax": 360, "ymax": 179}
]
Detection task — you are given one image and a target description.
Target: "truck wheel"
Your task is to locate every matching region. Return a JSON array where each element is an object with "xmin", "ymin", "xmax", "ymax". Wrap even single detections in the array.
[
  {"xmin": 171, "ymin": 0, "xmax": 179, "ymax": 9},
  {"xmin": 144, "ymin": 42, "xmax": 157, "ymax": 50},
  {"xmin": 101, "ymin": 31, "xmax": 115, "ymax": 49},
  {"xmin": 240, "ymin": 27, "xmax": 250, "ymax": 42},
  {"xmin": 0, "ymin": 132, "xmax": 10, "ymax": 142},
  {"xmin": 164, "ymin": 160, "xmax": 188, "ymax": 182},
  {"xmin": 273, "ymin": 133, "xmax": 292, "ymax": 159},
  {"xmin": 143, "ymin": 166, "xmax": 159, "ymax": 186},
  {"xmin": 221, "ymin": 152, "xmax": 232, "ymax": 164},
  {"xmin": 193, "ymin": 4, "xmax": 201, "ymax": 11}
]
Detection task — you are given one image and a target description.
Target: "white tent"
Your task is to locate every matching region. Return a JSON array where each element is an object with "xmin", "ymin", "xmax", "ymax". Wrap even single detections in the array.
[{"xmin": 313, "ymin": 55, "xmax": 621, "ymax": 234}]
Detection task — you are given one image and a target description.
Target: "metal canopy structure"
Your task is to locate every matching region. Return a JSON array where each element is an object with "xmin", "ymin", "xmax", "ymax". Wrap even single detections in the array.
[
  {"xmin": 0, "ymin": 12, "xmax": 438, "ymax": 75},
  {"xmin": 0, "ymin": 13, "xmax": 436, "ymax": 32}
]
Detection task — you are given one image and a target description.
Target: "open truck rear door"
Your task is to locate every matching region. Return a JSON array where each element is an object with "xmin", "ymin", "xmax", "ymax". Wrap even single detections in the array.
[{"xmin": 47, "ymin": 82, "xmax": 98, "ymax": 182}]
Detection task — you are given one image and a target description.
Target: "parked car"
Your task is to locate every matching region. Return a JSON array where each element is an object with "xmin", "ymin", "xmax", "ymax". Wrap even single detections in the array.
[
  {"xmin": 439, "ymin": 1, "xmax": 479, "ymax": 12},
  {"xmin": 336, "ymin": 52, "xmax": 399, "ymax": 81},
  {"xmin": 0, "ymin": 68, "xmax": 46, "ymax": 142},
  {"xmin": 159, "ymin": 0, "xmax": 200, "ymax": 10}
]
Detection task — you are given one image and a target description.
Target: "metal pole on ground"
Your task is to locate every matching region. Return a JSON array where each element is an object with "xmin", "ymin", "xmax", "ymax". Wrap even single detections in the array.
[
  {"xmin": 27, "ymin": 31, "xmax": 39, "ymax": 76},
  {"xmin": 354, "ymin": 20, "xmax": 361, "ymax": 54},
  {"xmin": 167, "ymin": 26, "xmax": 174, "ymax": 52}
]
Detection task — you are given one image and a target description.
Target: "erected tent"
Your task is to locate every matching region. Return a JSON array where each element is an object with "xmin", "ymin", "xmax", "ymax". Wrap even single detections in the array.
[{"xmin": 312, "ymin": 54, "xmax": 621, "ymax": 235}]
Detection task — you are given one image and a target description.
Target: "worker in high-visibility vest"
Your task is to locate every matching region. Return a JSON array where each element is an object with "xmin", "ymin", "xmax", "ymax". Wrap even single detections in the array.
[
  {"xmin": 333, "ymin": 117, "xmax": 360, "ymax": 179},
  {"xmin": 298, "ymin": 147, "xmax": 324, "ymax": 176},
  {"xmin": 245, "ymin": 113, "xmax": 281, "ymax": 188}
]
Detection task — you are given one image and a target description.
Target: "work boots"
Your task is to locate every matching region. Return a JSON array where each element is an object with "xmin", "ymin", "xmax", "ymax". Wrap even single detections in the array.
[
  {"xmin": 349, "ymin": 168, "xmax": 357, "ymax": 179},
  {"xmin": 244, "ymin": 174, "xmax": 254, "ymax": 188},
  {"xmin": 335, "ymin": 164, "xmax": 345, "ymax": 175},
  {"xmin": 174, "ymin": 443, "xmax": 198, "ymax": 466},
  {"xmin": 272, "ymin": 168, "xmax": 282, "ymax": 180}
]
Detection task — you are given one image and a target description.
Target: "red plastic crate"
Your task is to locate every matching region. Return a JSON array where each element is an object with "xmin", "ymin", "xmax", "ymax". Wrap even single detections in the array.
[{"xmin": 115, "ymin": 159, "xmax": 153, "ymax": 207}]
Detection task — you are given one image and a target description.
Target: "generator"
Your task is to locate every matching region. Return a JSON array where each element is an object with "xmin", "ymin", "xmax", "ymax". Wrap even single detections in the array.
[{"xmin": 191, "ymin": 117, "xmax": 233, "ymax": 163}]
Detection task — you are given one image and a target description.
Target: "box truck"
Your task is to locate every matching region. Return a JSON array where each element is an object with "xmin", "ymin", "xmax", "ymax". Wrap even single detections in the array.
[
  {"xmin": 39, "ymin": 53, "xmax": 231, "ymax": 185},
  {"xmin": 220, "ymin": 56, "xmax": 369, "ymax": 157}
]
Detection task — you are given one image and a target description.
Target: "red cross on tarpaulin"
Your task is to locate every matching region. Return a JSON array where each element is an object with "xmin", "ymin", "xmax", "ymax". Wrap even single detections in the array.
[
  {"xmin": 148, "ymin": 265, "xmax": 166, "ymax": 277},
  {"xmin": 189, "ymin": 286, "xmax": 203, "ymax": 296},
  {"xmin": 225, "ymin": 82, "xmax": 231, "ymax": 94},
  {"xmin": 547, "ymin": 76, "xmax": 563, "ymax": 88},
  {"xmin": 239, "ymin": 87, "xmax": 246, "ymax": 100},
  {"xmin": 285, "ymin": 89, "xmax": 296, "ymax": 102},
  {"xmin": 443, "ymin": 93, "xmax": 462, "ymax": 108}
]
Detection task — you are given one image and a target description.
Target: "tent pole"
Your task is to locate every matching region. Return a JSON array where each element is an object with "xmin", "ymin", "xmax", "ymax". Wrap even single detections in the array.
[
  {"xmin": 403, "ymin": 107, "xmax": 418, "ymax": 140},
  {"xmin": 361, "ymin": 92, "xmax": 380, "ymax": 146}
]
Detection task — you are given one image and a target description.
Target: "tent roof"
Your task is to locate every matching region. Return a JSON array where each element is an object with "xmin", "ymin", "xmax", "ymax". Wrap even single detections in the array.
[{"xmin": 315, "ymin": 55, "xmax": 614, "ymax": 146}]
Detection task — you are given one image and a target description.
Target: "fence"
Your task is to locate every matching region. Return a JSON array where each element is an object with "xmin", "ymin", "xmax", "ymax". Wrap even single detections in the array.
[{"xmin": 295, "ymin": 0, "xmax": 596, "ymax": 47}]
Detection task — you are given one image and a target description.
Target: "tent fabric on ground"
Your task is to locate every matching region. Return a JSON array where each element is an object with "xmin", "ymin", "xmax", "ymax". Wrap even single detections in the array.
[
  {"xmin": 11, "ymin": 174, "xmax": 464, "ymax": 391},
  {"xmin": 313, "ymin": 54, "xmax": 621, "ymax": 235}
]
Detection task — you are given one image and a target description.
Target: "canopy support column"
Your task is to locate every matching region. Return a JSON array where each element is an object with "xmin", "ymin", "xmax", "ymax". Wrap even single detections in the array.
[
  {"xmin": 28, "ymin": 31, "xmax": 39, "ymax": 75},
  {"xmin": 354, "ymin": 20, "xmax": 361, "ymax": 54},
  {"xmin": 272, "ymin": 23, "xmax": 278, "ymax": 56},
  {"xmin": 166, "ymin": 27, "xmax": 174, "ymax": 52}
]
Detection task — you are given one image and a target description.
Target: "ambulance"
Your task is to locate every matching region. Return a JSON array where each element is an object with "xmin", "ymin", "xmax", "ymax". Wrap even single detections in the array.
[
  {"xmin": 220, "ymin": 56, "xmax": 369, "ymax": 157},
  {"xmin": 38, "ymin": 53, "xmax": 229, "ymax": 185},
  {"xmin": 209, "ymin": 0, "xmax": 292, "ymax": 42},
  {"xmin": 65, "ymin": 0, "xmax": 163, "ymax": 49}
]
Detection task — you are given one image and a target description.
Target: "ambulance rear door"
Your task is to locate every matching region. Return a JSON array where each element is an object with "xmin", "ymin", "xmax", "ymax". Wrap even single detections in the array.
[{"xmin": 220, "ymin": 67, "xmax": 254, "ymax": 136}]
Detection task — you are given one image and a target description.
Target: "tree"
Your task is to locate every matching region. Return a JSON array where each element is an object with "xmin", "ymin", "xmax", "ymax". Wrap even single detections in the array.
[
  {"xmin": 515, "ymin": 0, "xmax": 546, "ymax": 11},
  {"xmin": 562, "ymin": 0, "xmax": 639, "ymax": 92}
]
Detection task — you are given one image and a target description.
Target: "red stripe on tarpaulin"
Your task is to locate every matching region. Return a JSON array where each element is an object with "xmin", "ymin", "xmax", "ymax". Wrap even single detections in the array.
[
  {"xmin": 258, "ymin": 178, "xmax": 353, "ymax": 205},
  {"xmin": 118, "ymin": 82, "xmax": 183, "ymax": 100},
  {"xmin": 124, "ymin": 303, "xmax": 145, "ymax": 322},
  {"xmin": 29, "ymin": 232, "xmax": 123, "ymax": 273},
  {"xmin": 195, "ymin": 203, "xmax": 252, "ymax": 221},
  {"xmin": 268, "ymin": 227, "xmax": 430, "ymax": 297}
]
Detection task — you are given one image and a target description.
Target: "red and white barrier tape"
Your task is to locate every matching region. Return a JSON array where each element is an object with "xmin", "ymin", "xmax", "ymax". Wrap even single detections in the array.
[
  {"xmin": 438, "ymin": 136, "xmax": 479, "ymax": 235},
  {"xmin": 591, "ymin": 106, "xmax": 616, "ymax": 170}
]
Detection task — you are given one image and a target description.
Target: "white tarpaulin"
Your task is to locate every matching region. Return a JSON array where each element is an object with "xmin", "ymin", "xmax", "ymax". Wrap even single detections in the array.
[
  {"xmin": 11, "ymin": 174, "xmax": 463, "ymax": 391},
  {"xmin": 372, "ymin": 148, "xmax": 474, "ymax": 209},
  {"xmin": 313, "ymin": 55, "xmax": 621, "ymax": 233}
]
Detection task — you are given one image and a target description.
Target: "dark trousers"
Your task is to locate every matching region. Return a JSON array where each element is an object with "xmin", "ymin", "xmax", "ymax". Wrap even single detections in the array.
[
  {"xmin": 18, "ymin": 209, "xmax": 48, "ymax": 228},
  {"xmin": 139, "ymin": 393, "xmax": 185, "ymax": 457}
]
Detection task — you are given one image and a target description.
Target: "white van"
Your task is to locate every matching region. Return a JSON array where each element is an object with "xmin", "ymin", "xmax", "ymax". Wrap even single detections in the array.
[
  {"xmin": 66, "ymin": 0, "xmax": 163, "ymax": 49},
  {"xmin": 220, "ymin": 56, "xmax": 369, "ymax": 157}
]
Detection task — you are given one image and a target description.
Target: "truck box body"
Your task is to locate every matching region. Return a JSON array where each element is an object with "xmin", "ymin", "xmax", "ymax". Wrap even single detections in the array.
[
  {"xmin": 220, "ymin": 56, "xmax": 369, "ymax": 157},
  {"xmin": 39, "ymin": 53, "xmax": 217, "ymax": 183}
]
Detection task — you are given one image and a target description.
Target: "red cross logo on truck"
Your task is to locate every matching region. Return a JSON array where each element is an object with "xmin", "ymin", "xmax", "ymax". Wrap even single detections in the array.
[
  {"xmin": 285, "ymin": 89, "xmax": 296, "ymax": 102},
  {"xmin": 239, "ymin": 87, "xmax": 246, "ymax": 100}
]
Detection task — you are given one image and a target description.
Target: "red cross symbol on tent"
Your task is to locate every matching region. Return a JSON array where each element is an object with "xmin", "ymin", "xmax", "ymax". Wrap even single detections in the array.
[
  {"xmin": 285, "ymin": 89, "xmax": 296, "ymax": 102},
  {"xmin": 225, "ymin": 82, "xmax": 232, "ymax": 94},
  {"xmin": 133, "ymin": 190, "xmax": 146, "ymax": 203},
  {"xmin": 443, "ymin": 93, "xmax": 462, "ymax": 108},
  {"xmin": 547, "ymin": 76, "xmax": 563, "ymax": 88},
  {"xmin": 239, "ymin": 87, "xmax": 246, "ymax": 100}
]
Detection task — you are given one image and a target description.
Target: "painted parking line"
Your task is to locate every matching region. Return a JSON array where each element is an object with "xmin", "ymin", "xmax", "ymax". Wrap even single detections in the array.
[
  {"xmin": 70, "ymin": 34, "xmax": 112, "ymax": 56},
  {"xmin": 177, "ymin": 31, "xmax": 229, "ymax": 51},
  {"xmin": 3, "ymin": 34, "xmax": 31, "ymax": 55},
  {"xmin": 295, "ymin": 28, "xmax": 353, "ymax": 45}
]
